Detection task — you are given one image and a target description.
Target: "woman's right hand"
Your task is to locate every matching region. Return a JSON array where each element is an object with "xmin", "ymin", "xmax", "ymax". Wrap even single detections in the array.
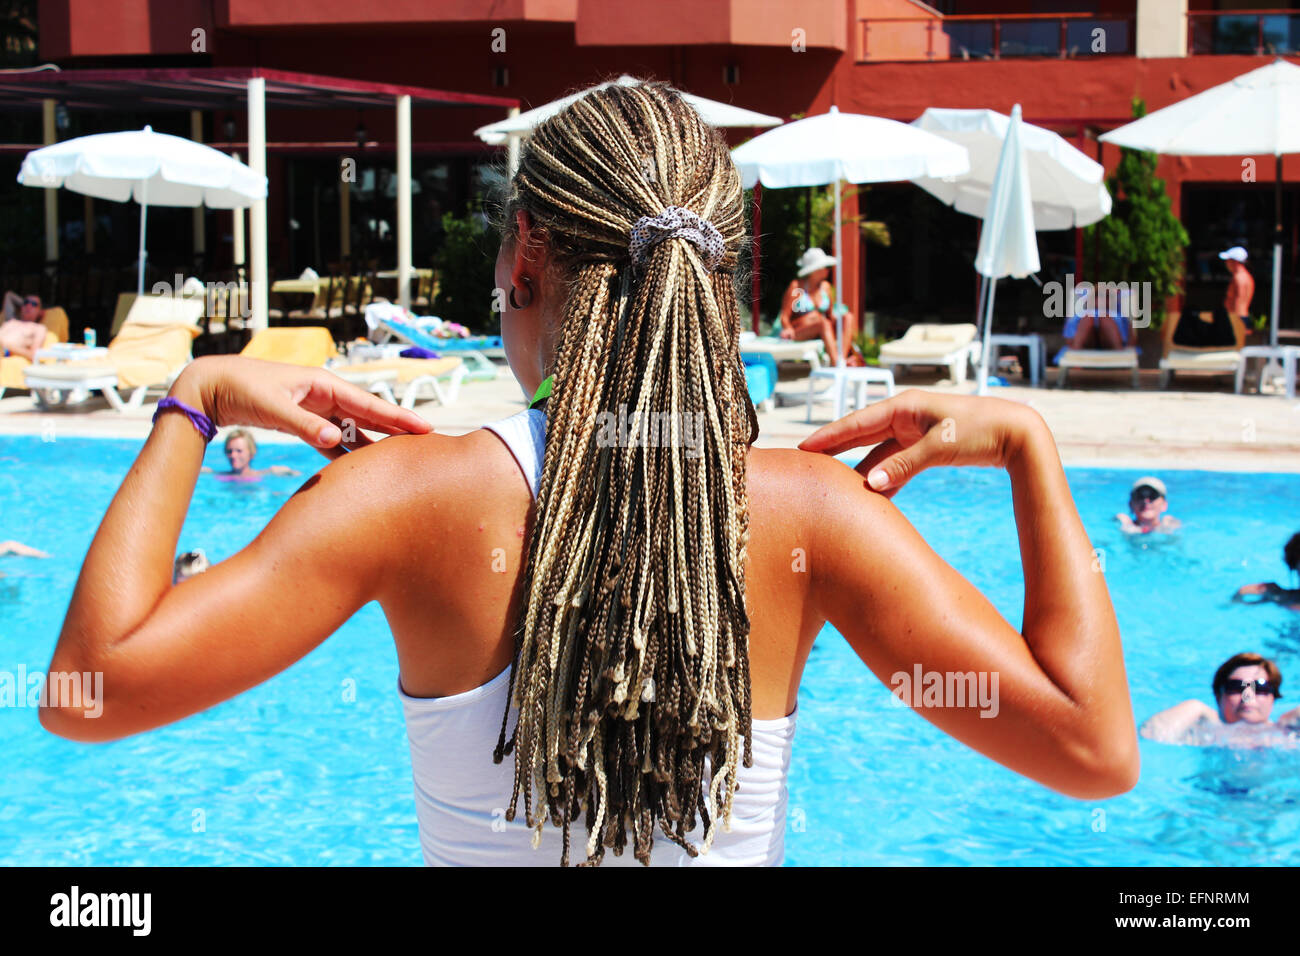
[{"xmin": 798, "ymin": 390, "xmax": 1045, "ymax": 498}]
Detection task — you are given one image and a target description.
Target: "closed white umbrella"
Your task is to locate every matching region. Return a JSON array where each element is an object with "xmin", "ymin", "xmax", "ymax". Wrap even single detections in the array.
[
  {"xmin": 18, "ymin": 125, "xmax": 268, "ymax": 294},
  {"xmin": 1099, "ymin": 58, "xmax": 1300, "ymax": 349},
  {"xmin": 731, "ymin": 106, "xmax": 970, "ymax": 366},
  {"xmin": 912, "ymin": 107, "xmax": 1111, "ymax": 230},
  {"xmin": 475, "ymin": 74, "xmax": 783, "ymax": 151},
  {"xmin": 974, "ymin": 104, "xmax": 1041, "ymax": 395}
]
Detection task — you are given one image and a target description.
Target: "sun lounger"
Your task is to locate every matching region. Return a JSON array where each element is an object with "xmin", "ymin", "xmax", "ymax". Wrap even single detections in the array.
[
  {"xmin": 23, "ymin": 295, "xmax": 203, "ymax": 411},
  {"xmin": 241, "ymin": 326, "xmax": 464, "ymax": 409},
  {"xmin": 1159, "ymin": 349, "xmax": 1243, "ymax": 388},
  {"xmin": 738, "ymin": 331, "xmax": 826, "ymax": 369},
  {"xmin": 1055, "ymin": 348, "xmax": 1140, "ymax": 388},
  {"xmin": 1157, "ymin": 311, "xmax": 1245, "ymax": 389},
  {"xmin": 364, "ymin": 303, "xmax": 499, "ymax": 381},
  {"xmin": 0, "ymin": 327, "xmax": 59, "ymax": 400},
  {"xmin": 878, "ymin": 323, "xmax": 980, "ymax": 384}
]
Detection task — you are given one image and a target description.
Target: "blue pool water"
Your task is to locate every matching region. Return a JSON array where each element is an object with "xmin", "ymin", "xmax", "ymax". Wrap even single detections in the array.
[{"xmin": 2, "ymin": 434, "xmax": 1299, "ymax": 866}]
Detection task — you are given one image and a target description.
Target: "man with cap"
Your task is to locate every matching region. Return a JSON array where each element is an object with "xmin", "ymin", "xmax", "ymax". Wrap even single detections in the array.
[
  {"xmin": 1170, "ymin": 247, "xmax": 1251, "ymax": 351},
  {"xmin": 1220, "ymin": 246, "xmax": 1255, "ymax": 325},
  {"xmin": 1116, "ymin": 476, "xmax": 1180, "ymax": 534}
]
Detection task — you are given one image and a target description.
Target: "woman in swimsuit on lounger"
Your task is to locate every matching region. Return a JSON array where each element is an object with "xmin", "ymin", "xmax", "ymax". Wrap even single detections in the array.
[
  {"xmin": 41, "ymin": 79, "xmax": 1138, "ymax": 866},
  {"xmin": 778, "ymin": 247, "xmax": 865, "ymax": 366}
]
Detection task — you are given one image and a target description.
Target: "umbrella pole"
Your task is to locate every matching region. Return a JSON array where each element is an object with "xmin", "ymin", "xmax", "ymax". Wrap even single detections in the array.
[
  {"xmin": 978, "ymin": 276, "xmax": 997, "ymax": 396},
  {"xmin": 137, "ymin": 179, "xmax": 149, "ymax": 297},
  {"xmin": 1272, "ymin": 155, "xmax": 1283, "ymax": 349},
  {"xmin": 834, "ymin": 178, "xmax": 844, "ymax": 368}
]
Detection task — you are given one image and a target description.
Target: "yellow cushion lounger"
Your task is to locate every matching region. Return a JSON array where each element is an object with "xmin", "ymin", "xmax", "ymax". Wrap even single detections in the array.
[
  {"xmin": 879, "ymin": 323, "xmax": 980, "ymax": 384},
  {"xmin": 0, "ymin": 328, "xmax": 58, "ymax": 399},
  {"xmin": 1056, "ymin": 348, "xmax": 1140, "ymax": 388},
  {"xmin": 23, "ymin": 296, "xmax": 203, "ymax": 411}
]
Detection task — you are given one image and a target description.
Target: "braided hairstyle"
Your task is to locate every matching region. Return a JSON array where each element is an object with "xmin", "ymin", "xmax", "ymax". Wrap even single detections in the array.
[{"xmin": 490, "ymin": 78, "xmax": 758, "ymax": 866}]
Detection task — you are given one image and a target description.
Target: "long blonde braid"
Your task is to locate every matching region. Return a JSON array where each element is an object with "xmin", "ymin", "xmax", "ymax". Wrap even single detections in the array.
[{"xmin": 491, "ymin": 78, "xmax": 757, "ymax": 866}]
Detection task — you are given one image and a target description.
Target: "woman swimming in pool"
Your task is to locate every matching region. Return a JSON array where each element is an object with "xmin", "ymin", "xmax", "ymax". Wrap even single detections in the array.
[
  {"xmin": 40, "ymin": 79, "xmax": 1137, "ymax": 867},
  {"xmin": 1140, "ymin": 652, "xmax": 1300, "ymax": 747},
  {"xmin": 199, "ymin": 428, "xmax": 300, "ymax": 481}
]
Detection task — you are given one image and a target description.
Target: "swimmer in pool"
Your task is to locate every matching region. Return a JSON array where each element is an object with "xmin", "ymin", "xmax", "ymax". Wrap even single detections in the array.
[
  {"xmin": 1140, "ymin": 652, "xmax": 1300, "ymax": 745},
  {"xmin": 200, "ymin": 428, "xmax": 300, "ymax": 481},
  {"xmin": 0, "ymin": 539, "xmax": 50, "ymax": 579},
  {"xmin": 1234, "ymin": 531, "xmax": 1300, "ymax": 611},
  {"xmin": 1115, "ymin": 476, "xmax": 1180, "ymax": 534},
  {"xmin": 173, "ymin": 549, "xmax": 209, "ymax": 584}
]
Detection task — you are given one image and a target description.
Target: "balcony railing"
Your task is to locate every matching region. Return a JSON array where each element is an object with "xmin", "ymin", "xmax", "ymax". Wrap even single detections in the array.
[
  {"xmin": 858, "ymin": 13, "xmax": 1135, "ymax": 62},
  {"xmin": 1187, "ymin": 10, "xmax": 1300, "ymax": 55}
]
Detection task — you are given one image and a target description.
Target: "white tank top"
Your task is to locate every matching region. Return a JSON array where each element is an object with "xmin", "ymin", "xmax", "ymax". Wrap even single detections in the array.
[{"xmin": 398, "ymin": 407, "xmax": 798, "ymax": 866}]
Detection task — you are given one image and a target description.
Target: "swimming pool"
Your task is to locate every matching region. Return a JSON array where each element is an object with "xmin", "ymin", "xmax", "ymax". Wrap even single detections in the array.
[{"xmin": 3, "ymin": 435, "xmax": 1299, "ymax": 866}]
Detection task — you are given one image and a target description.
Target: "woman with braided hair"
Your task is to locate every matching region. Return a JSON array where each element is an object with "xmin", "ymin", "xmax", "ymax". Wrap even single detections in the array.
[{"xmin": 41, "ymin": 78, "xmax": 1138, "ymax": 866}]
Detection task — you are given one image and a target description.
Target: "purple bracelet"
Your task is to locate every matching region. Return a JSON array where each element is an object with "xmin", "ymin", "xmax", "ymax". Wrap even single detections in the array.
[{"xmin": 153, "ymin": 396, "xmax": 217, "ymax": 443}]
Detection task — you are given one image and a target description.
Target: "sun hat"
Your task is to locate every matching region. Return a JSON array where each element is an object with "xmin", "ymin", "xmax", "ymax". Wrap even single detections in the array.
[
  {"xmin": 797, "ymin": 247, "xmax": 838, "ymax": 278},
  {"xmin": 1131, "ymin": 476, "xmax": 1167, "ymax": 498},
  {"xmin": 1219, "ymin": 246, "xmax": 1248, "ymax": 263}
]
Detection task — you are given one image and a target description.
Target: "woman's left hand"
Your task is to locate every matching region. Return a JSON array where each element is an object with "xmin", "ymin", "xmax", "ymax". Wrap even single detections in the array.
[{"xmin": 173, "ymin": 355, "xmax": 433, "ymax": 460}]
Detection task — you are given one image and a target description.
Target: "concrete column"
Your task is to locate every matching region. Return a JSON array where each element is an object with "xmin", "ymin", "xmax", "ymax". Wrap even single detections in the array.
[
  {"xmin": 340, "ymin": 167, "xmax": 350, "ymax": 260},
  {"xmin": 248, "ymin": 78, "xmax": 269, "ymax": 330},
  {"xmin": 506, "ymin": 106, "xmax": 521, "ymax": 177},
  {"xmin": 42, "ymin": 99, "xmax": 57, "ymax": 263},
  {"xmin": 1136, "ymin": 0, "xmax": 1187, "ymax": 58},
  {"xmin": 232, "ymin": 153, "xmax": 244, "ymax": 280},
  {"xmin": 191, "ymin": 110, "xmax": 206, "ymax": 263},
  {"xmin": 396, "ymin": 93, "xmax": 412, "ymax": 311}
]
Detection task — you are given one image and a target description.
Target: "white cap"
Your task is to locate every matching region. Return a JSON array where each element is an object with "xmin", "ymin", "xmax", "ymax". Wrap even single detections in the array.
[
  {"xmin": 1219, "ymin": 246, "xmax": 1248, "ymax": 263},
  {"xmin": 797, "ymin": 247, "xmax": 838, "ymax": 277},
  {"xmin": 1131, "ymin": 476, "xmax": 1167, "ymax": 498}
]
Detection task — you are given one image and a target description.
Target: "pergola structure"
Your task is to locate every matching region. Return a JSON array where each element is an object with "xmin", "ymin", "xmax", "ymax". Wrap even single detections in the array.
[{"xmin": 0, "ymin": 66, "xmax": 519, "ymax": 328}]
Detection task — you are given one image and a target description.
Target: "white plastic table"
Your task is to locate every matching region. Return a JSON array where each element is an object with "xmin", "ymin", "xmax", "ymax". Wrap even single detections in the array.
[
  {"xmin": 34, "ymin": 344, "xmax": 109, "ymax": 362},
  {"xmin": 986, "ymin": 333, "xmax": 1045, "ymax": 387},
  {"xmin": 805, "ymin": 365, "xmax": 896, "ymax": 423},
  {"xmin": 1237, "ymin": 345, "xmax": 1298, "ymax": 399}
]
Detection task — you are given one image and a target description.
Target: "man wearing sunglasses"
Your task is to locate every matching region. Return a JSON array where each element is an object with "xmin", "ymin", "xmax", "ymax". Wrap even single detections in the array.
[
  {"xmin": 1140, "ymin": 652, "xmax": 1300, "ymax": 744},
  {"xmin": 2, "ymin": 291, "xmax": 44, "ymax": 323},
  {"xmin": 1116, "ymin": 476, "xmax": 1181, "ymax": 535}
]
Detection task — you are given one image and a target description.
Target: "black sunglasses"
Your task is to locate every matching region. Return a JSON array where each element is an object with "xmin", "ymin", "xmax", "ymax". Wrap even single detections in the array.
[
  {"xmin": 22, "ymin": 296, "xmax": 40, "ymax": 306},
  {"xmin": 1222, "ymin": 678, "xmax": 1278, "ymax": 697},
  {"xmin": 1132, "ymin": 488, "xmax": 1162, "ymax": 502}
]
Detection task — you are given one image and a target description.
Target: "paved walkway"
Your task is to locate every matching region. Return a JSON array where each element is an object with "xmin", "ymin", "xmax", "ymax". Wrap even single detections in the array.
[{"xmin": 2, "ymin": 366, "xmax": 1298, "ymax": 472}]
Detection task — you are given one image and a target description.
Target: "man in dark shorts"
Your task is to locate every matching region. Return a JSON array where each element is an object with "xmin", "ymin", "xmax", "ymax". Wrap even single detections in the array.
[{"xmin": 1172, "ymin": 246, "xmax": 1251, "ymax": 349}]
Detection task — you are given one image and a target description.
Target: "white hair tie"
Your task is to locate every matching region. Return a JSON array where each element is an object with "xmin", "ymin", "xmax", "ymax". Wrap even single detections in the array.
[{"xmin": 628, "ymin": 205, "xmax": 726, "ymax": 271}]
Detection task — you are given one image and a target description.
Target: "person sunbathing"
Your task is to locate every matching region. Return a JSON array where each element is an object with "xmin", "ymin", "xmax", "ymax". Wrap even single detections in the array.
[
  {"xmin": 41, "ymin": 80, "xmax": 1138, "ymax": 867},
  {"xmin": 1064, "ymin": 286, "xmax": 1130, "ymax": 351},
  {"xmin": 1140, "ymin": 653, "xmax": 1300, "ymax": 747},
  {"xmin": 1234, "ymin": 531, "xmax": 1300, "ymax": 610},
  {"xmin": 778, "ymin": 247, "xmax": 865, "ymax": 366},
  {"xmin": 1116, "ymin": 476, "xmax": 1180, "ymax": 534},
  {"xmin": 0, "ymin": 316, "xmax": 48, "ymax": 361},
  {"xmin": 199, "ymin": 429, "xmax": 300, "ymax": 481}
]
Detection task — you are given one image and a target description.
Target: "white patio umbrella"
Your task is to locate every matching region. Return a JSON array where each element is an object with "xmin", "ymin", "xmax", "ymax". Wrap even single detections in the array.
[
  {"xmin": 18, "ymin": 125, "xmax": 268, "ymax": 295},
  {"xmin": 1099, "ymin": 58, "xmax": 1300, "ymax": 350},
  {"xmin": 731, "ymin": 106, "xmax": 970, "ymax": 367},
  {"xmin": 476, "ymin": 75, "xmax": 784, "ymax": 177},
  {"xmin": 973, "ymin": 105, "xmax": 1041, "ymax": 395},
  {"xmin": 912, "ymin": 108, "xmax": 1111, "ymax": 230}
]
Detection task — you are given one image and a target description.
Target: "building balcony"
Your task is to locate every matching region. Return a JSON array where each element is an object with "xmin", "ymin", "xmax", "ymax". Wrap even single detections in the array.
[
  {"xmin": 1187, "ymin": 9, "xmax": 1300, "ymax": 56},
  {"xmin": 857, "ymin": 12, "xmax": 1135, "ymax": 62}
]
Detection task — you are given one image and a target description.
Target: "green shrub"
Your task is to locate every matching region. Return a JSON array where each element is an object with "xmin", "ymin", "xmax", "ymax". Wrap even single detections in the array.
[
  {"xmin": 1083, "ymin": 98, "xmax": 1189, "ymax": 328},
  {"xmin": 431, "ymin": 203, "xmax": 502, "ymax": 334}
]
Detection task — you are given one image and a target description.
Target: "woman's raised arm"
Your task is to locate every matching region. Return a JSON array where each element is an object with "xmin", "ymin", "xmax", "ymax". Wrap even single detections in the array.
[
  {"xmin": 40, "ymin": 356, "xmax": 433, "ymax": 742},
  {"xmin": 799, "ymin": 392, "xmax": 1139, "ymax": 799}
]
